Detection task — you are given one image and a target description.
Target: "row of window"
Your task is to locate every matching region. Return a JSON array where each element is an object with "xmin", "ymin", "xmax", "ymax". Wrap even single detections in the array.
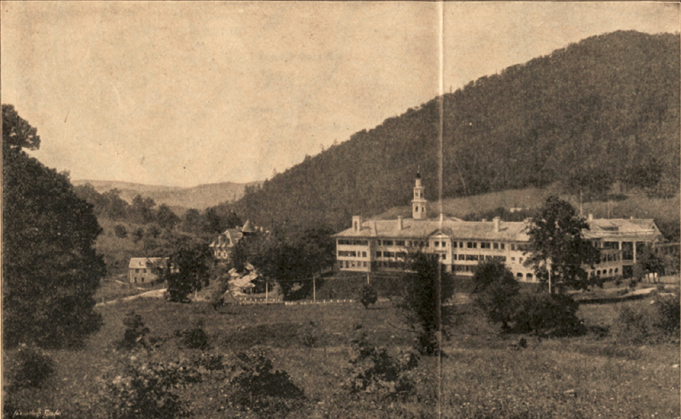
[
  {"xmin": 376, "ymin": 251, "xmax": 407, "ymax": 259},
  {"xmin": 599, "ymin": 253, "xmax": 620, "ymax": 263},
  {"xmin": 453, "ymin": 254, "xmax": 508, "ymax": 262},
  {"xmin": 370, "ymin": 240, "xmax": 529, "ymax": 251},
  {"xmin": 134, "ymin": 268, "xmax": 148, "ymax": 274},
  {"xmin": 339, "ymin": 260, "xmax": 369, "ymax": 269},
  {"xmin": 591, "ymin": 268, "xmax": 619, "ymax": 277},
  {"xmin": 338, "ymin": 250, "xmax": 369, "ymax": 258},
  {"xmin": 338, "ymin": 239, "xmax": 369, "ymax": 246}
]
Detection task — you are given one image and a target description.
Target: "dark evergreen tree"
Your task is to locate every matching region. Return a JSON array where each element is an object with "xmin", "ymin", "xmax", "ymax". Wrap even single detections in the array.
[{"xmin": 396, "ymin": 252, "xmax": 454, "ymax": 355}]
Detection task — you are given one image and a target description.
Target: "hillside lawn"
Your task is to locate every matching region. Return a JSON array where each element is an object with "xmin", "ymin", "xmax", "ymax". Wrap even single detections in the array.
[
  {"xmin": 377, "ymin": 187, "xmax": 679, "ymax": 229},
  {"xmin": 6, "ymin": 291, "xmax": 679, "ymax": 419}
]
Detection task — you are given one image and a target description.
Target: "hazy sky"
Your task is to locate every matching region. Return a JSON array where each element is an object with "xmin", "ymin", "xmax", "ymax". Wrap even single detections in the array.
[{"xmin": 2, "ymin": 2, "xmax": 678, "ymax": 187}]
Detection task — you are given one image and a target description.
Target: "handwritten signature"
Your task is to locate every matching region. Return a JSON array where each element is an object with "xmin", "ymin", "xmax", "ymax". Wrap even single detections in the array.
[{"xmin": 12, "ymin": 409, "xmax": 61, "ymax": 418}]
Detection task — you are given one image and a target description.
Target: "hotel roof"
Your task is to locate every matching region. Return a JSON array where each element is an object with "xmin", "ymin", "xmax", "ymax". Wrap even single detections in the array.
[{"xmin": 334, "ymin": 217, "xmax": 531, "ymax": 241}]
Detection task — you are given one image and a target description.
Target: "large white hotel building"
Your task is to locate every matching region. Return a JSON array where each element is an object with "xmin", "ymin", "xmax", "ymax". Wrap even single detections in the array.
[{"xmin": 333, "ymin": 173, "xmax": 662, "ymax": 282}]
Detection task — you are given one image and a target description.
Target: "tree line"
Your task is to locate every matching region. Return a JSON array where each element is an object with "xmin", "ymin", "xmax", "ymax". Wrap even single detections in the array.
[{"xmin": 73, "ymin": 183, "xmax": 243, "ymax": 235}]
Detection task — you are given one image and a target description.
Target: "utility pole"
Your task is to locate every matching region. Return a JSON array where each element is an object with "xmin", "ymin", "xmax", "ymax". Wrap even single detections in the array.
[
  {"xmin": 547, "ymin": 258, "xmax": 552, "ymax": 294},
  {"xmin": 313, "ymin": 276, "xmax": 316, "ymax": 303}
]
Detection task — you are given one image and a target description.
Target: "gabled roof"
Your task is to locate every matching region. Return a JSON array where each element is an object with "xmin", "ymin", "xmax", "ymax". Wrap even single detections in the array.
[
  {"xmin": 334, "ymin": 218, "xmax": 530, "ymax": 241},
  {"xmin": 241, "ymin": 220, "xmax": 256, "ymax": 233},
  {"xmin": 583, "ymin": 218, "xmax": 661, "ymax": 239},
  {"xmin": 210, "ymin": 228, "xmax": 244, "ymax": 248},
  {"xmin": 129, "ymin": 257, "xmax": 168, "ymax": 269}
]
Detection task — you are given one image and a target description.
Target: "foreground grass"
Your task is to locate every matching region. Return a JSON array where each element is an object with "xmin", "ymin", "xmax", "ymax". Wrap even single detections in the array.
[{"xmin": 4, "ymin": 296, "xmax": 680, "ymax": 418}]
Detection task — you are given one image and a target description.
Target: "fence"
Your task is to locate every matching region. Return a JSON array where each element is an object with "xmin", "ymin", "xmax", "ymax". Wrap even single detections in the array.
[{"xmin": 285, "ymin": 299, "xmax": 355, "ymax": 306}]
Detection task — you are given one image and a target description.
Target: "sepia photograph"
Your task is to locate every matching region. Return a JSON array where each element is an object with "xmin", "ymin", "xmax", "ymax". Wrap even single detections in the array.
[{"xmin": 2, "ymin": 2, "xmax": 679, "ymax": 418}]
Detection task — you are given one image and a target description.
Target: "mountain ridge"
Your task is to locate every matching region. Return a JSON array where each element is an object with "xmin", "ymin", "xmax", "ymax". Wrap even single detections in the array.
[
  {"xmin": 226, "ymin": 30, "xmax": 679, "ymax": 231},
  {"xmin": 73, "ymin": 179, "xmax": 263, "ymax": 210}
]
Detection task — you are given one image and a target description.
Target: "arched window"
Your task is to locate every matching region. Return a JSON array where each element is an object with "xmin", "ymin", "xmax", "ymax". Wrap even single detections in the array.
[{"xmin": 516, "ymin": 272, "xmax": 523, "ymax": 279}]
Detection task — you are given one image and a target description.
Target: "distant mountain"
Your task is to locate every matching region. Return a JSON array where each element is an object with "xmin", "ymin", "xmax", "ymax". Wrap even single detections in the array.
[
  {"xmin": 72, "ymin": 179, "xmax": 261, "ymax": 210},
  {"xmin": 226, "ymin": 31, "xmax": 679, "ymax": 232}
]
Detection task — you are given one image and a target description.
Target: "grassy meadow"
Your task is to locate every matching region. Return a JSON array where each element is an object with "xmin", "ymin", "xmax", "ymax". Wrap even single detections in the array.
[{"xmin": 5, "ymin": 287, "xmax": 679, "ymax": 419}]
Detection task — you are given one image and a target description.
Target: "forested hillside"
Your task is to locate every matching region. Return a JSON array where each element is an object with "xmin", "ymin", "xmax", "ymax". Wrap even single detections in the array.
[{"xmin": 227, "ymin": 31, "xmax": 679, "ymax": 231}]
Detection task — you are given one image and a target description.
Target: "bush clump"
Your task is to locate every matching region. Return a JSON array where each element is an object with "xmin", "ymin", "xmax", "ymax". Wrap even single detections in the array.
[
  {"xmin": 297, "ymin": 321, "xmax": 320, "ymax": 349},
  {"xmin": 614, "ymin": 305, "xmax": 656, "ymax": 345},
  {"xmin": 101, "ymin": 357, "xmax": 190, "ymax": 419},
  {"xmin": 6, "ymin": 344, "xmax": 55, "ymax": 390},
  {"xmin": 118, "ymin": 310, "xmax": 151, "ymax": 350},
  {"xmin": 225, "ymin": 346, "xmax": 305, "ymax": 417},
  {"xmin": 614, "ymin": 294, "xmax": 680, "ymax": 345},
  {"xmin": 174, "ymin": 321, "xmax": 209, "ymax": 350},
  {"xmin": 358, "ymin": 284, "xmax": 378, "ymax": 309},
  {"xmin": 343, "ymin": 325, "xmax": 419, "ymax": 400},
  {"xmin": 472, "ymin": 261, "xmax": 520, "ymax": 331},
  {"xmin": 512, "ymin": 293, "xmax": 585, "ymax": 337},
  {"xmin": 655, "ymin": 291, "xmax": 680, "ymax": 339}
]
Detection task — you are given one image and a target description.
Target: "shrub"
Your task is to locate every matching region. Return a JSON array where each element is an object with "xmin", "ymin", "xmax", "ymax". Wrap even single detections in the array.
[
  {"xmin": 297, "ymin": 321, "xmax": 319, "ymax": 349},
  {"xmin": 343, "ymin": 325, "xmax": 419, "ymax": 400},
  {"xmin": 225, "ymin": 346, "xmax": 305, "ymax": 417},
  {"xmin": 191, "ymin": 351, "xmax": 225, "ymax": 372},
  {"xmin": 614, "ymin": 305, "xmax": 655, "ymax": 345},
  {"xmin": 511, "ymin": 293, "xmax": 585, "ymax": 337},
  {"xmin": 6, "ymin": 344, "xmax": 55, "ymax": 390},
  {"xmin": 655, "ymin": 291, "xmax": 680, "ymax": 339},
  {"xmin": 118, "ymin": 310, "xmax": 150, "ymax": 350},
  {"xmin": 175, "ymin": 321, "xmax": 209, "ymax": 350},
  {"xmin": 358, "ymin": 284, "xmax": 378, "ymax": 309},
  {"xmin": 472, "ymin": 261, "xmax": 520, "ymax": 330},
  {"xmin": 101, "ymin": 357, "xmax": 189, "ymax": 419}
]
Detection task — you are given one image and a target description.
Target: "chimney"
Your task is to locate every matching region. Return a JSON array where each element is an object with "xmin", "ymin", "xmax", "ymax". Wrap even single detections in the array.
[
  {"xmin": 397, "ymin": 216, "xmax": 403, "ymax": 231},
  {"xmin": 588, "ymin": 213, "xmax": 593, "ymax": 221},
  {"xmin": 493, "ymin": 216, "xmax": 500, "ymax": 233},
  {"xmin": 352, "ymin": 215, "xmax": 362, "ymax": 232}
]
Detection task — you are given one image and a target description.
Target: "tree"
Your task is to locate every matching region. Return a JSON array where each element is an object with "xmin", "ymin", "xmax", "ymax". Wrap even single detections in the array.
[
  {"xmin": 526, "ymin": 196, "xmax": 600, "ymax": 292},
  {"xmin": 358, "ymin": 284, "xmax": 378, "ymax": 309},
  {"xmin": 157, "ymin": 204, "xmax": 180, "ymax": 230},
  {"xmin": 180, "ymin": 208, "xmax": 202, "ymax": 233},
  {"xmin": 3, "ymin": 105, "xmax": 105, "ymax": 348},
  {"xmin": 2, "ymin": 104, "xmax": 40, "ymax": 150},
  {"xmin": 129, "ymin": 194, "xmax": 157, "ymax": 224},
  {"xmin": 101, "ymin": 188, "xmax": 130, "ymax": 221},
  {"xmin": 396, "ymin": 252, "xmax": 454, "ymax": 355},
  {"xmin": 472, "ymin": 260, "xmax": 520, "ymax": 330},
  {"xmin": 132, "ymin": 227, "xmax": 145, "ymax": 243},
  {"xmin": 159, "ymin": 238, "xmax": 213, "ymax": 302}
]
